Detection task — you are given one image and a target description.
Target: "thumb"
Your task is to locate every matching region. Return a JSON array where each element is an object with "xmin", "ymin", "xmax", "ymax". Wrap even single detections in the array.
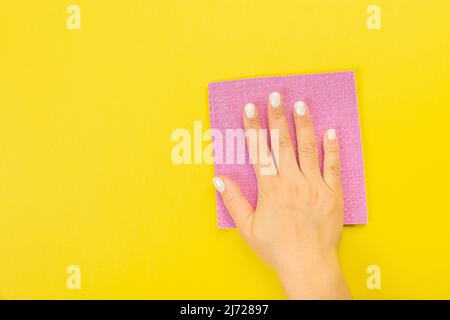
[{"xmin": 212, "ymin": 176, "xmax": 253, "ymax": 234}]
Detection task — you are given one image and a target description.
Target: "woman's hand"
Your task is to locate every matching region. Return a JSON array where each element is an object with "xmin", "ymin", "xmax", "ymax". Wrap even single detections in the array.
[{"xmin": 212, "ymin": 92, "xmax": 351, "ymax": 299}]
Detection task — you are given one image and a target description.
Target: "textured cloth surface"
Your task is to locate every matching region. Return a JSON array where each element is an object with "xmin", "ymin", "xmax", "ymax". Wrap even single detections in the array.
[{"xmin": 208, "ymin": 71, "xmax": 367, "ymax": 228}]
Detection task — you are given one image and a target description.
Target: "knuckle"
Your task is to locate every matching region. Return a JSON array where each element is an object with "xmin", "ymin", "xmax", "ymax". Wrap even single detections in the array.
[
  {"xmin": 270, "ymin": 110, "xmax": 285, "ymax": 121},
  {"xmin": 325, "ymin": 144, "xmax": 339, "ymax": 153},
  {"xmin": 278, "ymin": 136, "xmax": 291, "ymax": 147},
  {"xmin": 299, "ymin": 143, "xmax": 316, "ymax": 156},
  {"xmin": 328, "ymin": 164, "xmax": 341, "ymax": 176},
  {"xmin": 223, "ymin": 194, "xmax": 236, "ymax": 210}
]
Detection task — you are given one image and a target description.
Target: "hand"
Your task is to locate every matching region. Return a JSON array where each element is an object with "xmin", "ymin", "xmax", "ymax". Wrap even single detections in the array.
[{"xmin": 212, "ymin": 92, "xmax": 351, "ymax": 299}]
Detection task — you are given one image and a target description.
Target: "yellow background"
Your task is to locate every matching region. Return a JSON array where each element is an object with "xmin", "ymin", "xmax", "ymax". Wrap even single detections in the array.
[{"xmin": 0, "ymin": 0, "xmax": 449, "ymax": 299}]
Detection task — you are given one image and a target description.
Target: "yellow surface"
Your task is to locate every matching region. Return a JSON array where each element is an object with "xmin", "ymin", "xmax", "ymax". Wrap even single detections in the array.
[{"xmin": 0, "ymin": 0, "xmax": 449, "ymax": 299}]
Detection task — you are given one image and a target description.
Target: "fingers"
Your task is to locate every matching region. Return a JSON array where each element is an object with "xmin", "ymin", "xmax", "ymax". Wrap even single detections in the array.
[
  {"xmin": 267, "ymin": 92, "xmax": 299, "ymax": 177},
  {"xmin": 213, "ymin": 176, "xmax": 253, "ymax": 235},
  {"xmin": 293, "ymin": 101, "xmax": 321, "ymax": 181},
  {"xmin": 243, "ymin": 102, "xmax": 277, "ymax": 179},
  {"xmin": 322, "ymin": 129, "xmax": 342, "ymax": 192}
]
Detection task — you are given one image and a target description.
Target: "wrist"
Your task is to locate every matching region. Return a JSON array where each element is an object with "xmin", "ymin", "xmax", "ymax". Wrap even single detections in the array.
[{"xmin": 275, "ymin": 249, "xmax": 351, "ymax": 300}]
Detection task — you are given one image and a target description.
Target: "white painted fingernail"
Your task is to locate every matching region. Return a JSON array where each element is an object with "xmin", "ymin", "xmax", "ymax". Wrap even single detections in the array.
[
  {"xmin": 327, "ymin": 129, "xmax": 336, "ymax": 141},
  {"xmin": 269, "ymin": 92, "xmax": 281, "ymax": 108},
  {"xmin": 294, "ymin": 101, "xmax": 306, "ymax": 116},
  {"xmin": 212, "ymin": 177, "xmax": 225, "ymax": 193},
  {"xmin": 244, "ymin": 103, "xmax": 256, "ymax": 119}
]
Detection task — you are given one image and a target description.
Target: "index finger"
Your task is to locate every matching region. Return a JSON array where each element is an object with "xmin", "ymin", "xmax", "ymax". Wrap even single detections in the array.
[{"xmin": 242, "ymin": 102, "xmax": 277, "ymax": 180}]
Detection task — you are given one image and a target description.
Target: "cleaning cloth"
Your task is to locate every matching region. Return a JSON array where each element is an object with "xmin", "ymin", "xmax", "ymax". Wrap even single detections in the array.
[{"xmin": 208, "ymin": 71, "xmax": 367, "ymax": 227}]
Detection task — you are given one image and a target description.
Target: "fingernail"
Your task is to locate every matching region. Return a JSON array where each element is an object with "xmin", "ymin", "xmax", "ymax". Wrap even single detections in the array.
[
  {"xmin": 294, "ymin": 101, "xmax": 306, "ymax": 116},
  {"xmin": 269, "ymin": 92, "xmax": 281, "ymax": 108},
  {"xmin": 244, "ymin": 103, "xmax": 256, "ymax": 119},
  {"xmin": 327, "ymin": 129, "xmax": 336, "ymax": 141},
  {"xmin": 212, "ymin": 177, "xmax": 225, "ymax": 193}
]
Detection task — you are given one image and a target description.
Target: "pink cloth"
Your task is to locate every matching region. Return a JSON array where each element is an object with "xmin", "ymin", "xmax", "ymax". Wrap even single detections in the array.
[{"xmin": 208, "ymin": 71, "xmax": 367, "ymax": 227}]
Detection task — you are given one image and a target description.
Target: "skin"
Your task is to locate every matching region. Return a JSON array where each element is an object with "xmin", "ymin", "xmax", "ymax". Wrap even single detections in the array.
[{"xmin": 213, "ymin": 93, "xmax": 351, "ymax": 300}]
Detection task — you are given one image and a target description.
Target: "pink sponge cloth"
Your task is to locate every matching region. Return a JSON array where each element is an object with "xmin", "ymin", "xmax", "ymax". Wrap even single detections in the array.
[{"xmin": 208, "ymin": 71, "xmax": 367, "ymax": 228}]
